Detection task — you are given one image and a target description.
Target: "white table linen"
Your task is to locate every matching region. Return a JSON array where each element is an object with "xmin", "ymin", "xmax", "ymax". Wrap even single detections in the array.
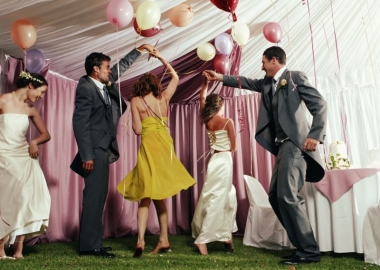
[{"xmin": 300, "ymin": 172, "xmax": 380, "ymax": 253}]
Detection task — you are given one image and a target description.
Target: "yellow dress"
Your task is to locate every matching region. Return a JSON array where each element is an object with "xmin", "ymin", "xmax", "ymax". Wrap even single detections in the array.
[{"xmin": 117, "ymin": 116, "xmax": 196, "ymax": 201}]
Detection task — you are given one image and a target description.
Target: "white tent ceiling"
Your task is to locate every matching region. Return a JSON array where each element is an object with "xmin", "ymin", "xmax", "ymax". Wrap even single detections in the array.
[{"xmin": 0, "ymin": 0, "xmax": 379, "ymax": 82}]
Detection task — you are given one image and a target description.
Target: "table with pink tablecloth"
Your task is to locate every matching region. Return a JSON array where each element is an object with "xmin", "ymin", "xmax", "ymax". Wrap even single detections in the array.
[{"xmin": 300, "ymin": 168, "xmax": 380, "ymax": 253}]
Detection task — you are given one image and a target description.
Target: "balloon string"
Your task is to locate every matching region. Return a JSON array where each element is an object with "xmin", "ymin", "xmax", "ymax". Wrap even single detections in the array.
[
  {"xmin": 359, "ymin": 0, "xmax": 377, "ymax": 88},
  {"xmin": 23, "ymin": 50, "xmax": 26, "ymax": 72},
  {"xmin": 284, "ymin": 5, "xmax": 302, "ymax": 70},
  {"xmin": 329, "ymin": 0, "xmax": 341, "ymax": 73},
  {"xmin": 322, "ymin": 22, "xmax": 334, "ymax": 67},
  {"xmin": 304, "ymin": 0, "xmax": 317, "ymax": 88},
  {"xmin": 165, "ymin": 61, "xmax": 209, "ymax": 76},
  {"xmin": 115, "ymin": 27, "xmax": 124, "ymax": 130}
]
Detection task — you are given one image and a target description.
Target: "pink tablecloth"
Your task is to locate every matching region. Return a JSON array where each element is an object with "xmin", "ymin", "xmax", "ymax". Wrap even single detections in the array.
[{"xmin": 314, "ymin": 168, "xmax": 380, "ymax": 202}]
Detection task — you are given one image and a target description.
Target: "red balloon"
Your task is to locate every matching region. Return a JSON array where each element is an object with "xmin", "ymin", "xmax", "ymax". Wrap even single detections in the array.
[
  {"xmin": 210, "ymin": 0, "xmax": 239, "ymax": 21},
  {"xmin": 263, "ymin": 22, "xmax": 282, "ymax": 43},
  {"xmin": 213, "ymin": 54, "xmax": 231, "ymax": 74},
  {"xmin": 133, "ymin": 18, "xmax": 161, "ymax": 37}
]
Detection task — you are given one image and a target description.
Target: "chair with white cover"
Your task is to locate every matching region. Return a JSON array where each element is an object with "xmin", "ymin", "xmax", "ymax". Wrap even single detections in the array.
[
  {"xmin": 243, "ymin": 175, "xmax": 293, "ymax": 250},
  {"xmin": 363, "ymin": 202, "xmax": 380, "ymax": 266}
]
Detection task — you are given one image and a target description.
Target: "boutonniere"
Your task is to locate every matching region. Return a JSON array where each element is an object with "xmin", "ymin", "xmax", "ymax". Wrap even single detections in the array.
[
  {"xmin": 279, "ymin": 79, "xmax": 287, "ymax": 90},
  {"xmin": 106, "ymin": 81, "xmax": 113, "ymax": 90}
]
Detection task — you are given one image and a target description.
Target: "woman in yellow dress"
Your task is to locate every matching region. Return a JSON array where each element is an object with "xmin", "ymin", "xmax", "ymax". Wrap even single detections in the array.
[{"xmin": 117, "ymin": 51, "xmax": 196, "ymax": 258}]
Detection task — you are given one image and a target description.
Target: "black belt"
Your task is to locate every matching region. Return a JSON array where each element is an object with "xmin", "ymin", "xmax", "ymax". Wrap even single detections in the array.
[{"xmin": 275, "ymin": 138, "xmax": 290, "ymax": 146}]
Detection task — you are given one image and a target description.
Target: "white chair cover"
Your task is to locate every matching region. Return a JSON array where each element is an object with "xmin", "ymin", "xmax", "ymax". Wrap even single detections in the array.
[
  {"xmin": 242, "ymin": 175, "xmax": 293, "ymax": 250},
  {"xmin": 363, "ymin": 202, "xmax": 380, "ymax": 265}
]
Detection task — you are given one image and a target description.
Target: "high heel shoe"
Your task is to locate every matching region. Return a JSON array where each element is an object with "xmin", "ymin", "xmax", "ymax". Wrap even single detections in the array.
[
  {"xmin": 132, "ymin": 247, "xmax": 143, "ymax": 258},
  {"xmin": 224, "ymin": 241, "xmax": 234, "ymax": 252},
  {"xmin": 150, "ymin": 245, "xmax": 170, "ymax": 255}
]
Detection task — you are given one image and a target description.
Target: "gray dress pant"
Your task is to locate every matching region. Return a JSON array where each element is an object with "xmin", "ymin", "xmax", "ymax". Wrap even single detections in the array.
[
  {"xmin": 268, "ymin": 140, "xmax": 321, "ymax": 261},
  {"xmin": 79, "ymin": 147, "xmax": 109, "ymax": 252}
]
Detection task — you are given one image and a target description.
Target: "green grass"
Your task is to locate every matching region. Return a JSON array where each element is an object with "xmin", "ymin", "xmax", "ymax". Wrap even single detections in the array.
[{"xmin": 1, "ymin": 235, "xmax": 379, "ymax": 269}]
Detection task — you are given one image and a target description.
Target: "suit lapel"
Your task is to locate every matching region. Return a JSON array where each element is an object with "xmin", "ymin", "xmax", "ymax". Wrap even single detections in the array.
[
  {"xmin": 263, "ymin": 77, "xmax": 272, "ymax": 110},
  {"xmin": 85, "ymin": 76, "xmax": 107, "ymax": 104},
  {"xmin": 276, "ymin": 69, "xmax": 289, "ymax": 113}
]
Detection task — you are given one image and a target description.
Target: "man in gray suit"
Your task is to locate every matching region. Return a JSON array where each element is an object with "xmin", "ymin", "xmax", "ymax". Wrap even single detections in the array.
[
  {"xmin": 71, "ymin": 44, "xmax": 155, "ymax": 257},
  {"xmin": 203, "ymin": 46, "xmax": 327, "ymax": 265}
]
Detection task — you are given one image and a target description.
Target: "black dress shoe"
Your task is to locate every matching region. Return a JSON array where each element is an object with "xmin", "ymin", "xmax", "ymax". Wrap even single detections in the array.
[
  {"xmin": 280, "ymin": 255, "xmax": 319, "ymax": 265},
  {"xmin": 79, "ymin": 249, "xmax": 115, "ymax": 258},
  {"xmin": 281, "ymin": 250, "xmax": 296, "ymax": 259},
  {"xmin": 102, "ymin": 246, "xmax": 112, "ymax": 252}
]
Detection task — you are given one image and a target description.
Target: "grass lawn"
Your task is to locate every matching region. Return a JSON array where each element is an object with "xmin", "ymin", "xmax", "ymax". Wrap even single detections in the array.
[{"xmin": 1, "ymin": 235, "xmax": 379, "ymax": 269}]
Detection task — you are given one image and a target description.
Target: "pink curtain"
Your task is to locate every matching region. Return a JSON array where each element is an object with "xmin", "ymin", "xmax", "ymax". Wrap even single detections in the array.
[{"xmin": 4, "ymin": 46, "xmax": 275, "ymax": 244}]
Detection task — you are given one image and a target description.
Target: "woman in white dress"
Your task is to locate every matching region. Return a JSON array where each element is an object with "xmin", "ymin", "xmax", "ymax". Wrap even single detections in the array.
[
  {"xmin": 191, "ymin": 76, "xmax": 238, "ymax": 255},
  {"xmin": 0, "ymin": 71, "xmax": 51, "ymax": 259}
]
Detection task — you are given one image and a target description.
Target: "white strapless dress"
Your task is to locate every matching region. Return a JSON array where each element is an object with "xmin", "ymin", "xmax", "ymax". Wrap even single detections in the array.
[
  {"xmin": 191, "ymin": 129, "xmax": 238, "ymax": 244},
  {"xmin": 0, "ymin": 114, "xmax": 50, "ymax": 244}
]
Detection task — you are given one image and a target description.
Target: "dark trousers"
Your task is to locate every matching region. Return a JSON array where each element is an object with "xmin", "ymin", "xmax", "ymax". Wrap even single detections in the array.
[
  {"xmin": 79, "ymin": 147, "xmax": 109, "ymax": 251},
  {"xmin": 268, "ymin": 141, "xmax": 320, "ymax": 260}
]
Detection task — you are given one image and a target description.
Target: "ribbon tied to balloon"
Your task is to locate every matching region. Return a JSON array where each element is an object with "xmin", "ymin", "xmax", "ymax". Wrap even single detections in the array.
[{"xmin": 210, "ymin": 0, "xmax": 239, "ymax": 22}]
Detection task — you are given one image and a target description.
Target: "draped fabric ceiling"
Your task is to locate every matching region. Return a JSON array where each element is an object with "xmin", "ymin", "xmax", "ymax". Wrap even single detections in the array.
[{"xmin": 0, "ymin": 0, "xmax": 379, "ymax": 85}]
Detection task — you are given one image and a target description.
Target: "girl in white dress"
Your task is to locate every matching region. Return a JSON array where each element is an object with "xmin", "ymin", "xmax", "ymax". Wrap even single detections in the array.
[
  {"xmin": 0, "ymin": 71, "xmax": 51, "ymax": 260},
  {"xmin": 191, "ymin": 76, "xmax": 238, "ymax": 255}
]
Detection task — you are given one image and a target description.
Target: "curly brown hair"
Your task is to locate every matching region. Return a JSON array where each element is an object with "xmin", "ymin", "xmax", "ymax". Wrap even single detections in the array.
[
  {"xmin": 132, "ymin": 73, "xmax": 162, "ymax": 98},
  {"xmin": 200, "ymin": 94, "xmax": 224, "ymax": 124}
]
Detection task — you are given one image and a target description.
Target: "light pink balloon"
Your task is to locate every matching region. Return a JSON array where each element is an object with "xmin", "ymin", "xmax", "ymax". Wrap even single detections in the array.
[
  {"xmin": 168, "ymin": 3, "xmax": 194, "ymax": 27},
  {"xmin": 263, "ymin": 22, "xmax": 282, "ymax": 43},
  {"xmin": 213, "ymin": 54, "xmax": 231, "ymax": 74},
  {"xmin": 106, "ymin": 0, "xmax": 134, "ymax": 28}
]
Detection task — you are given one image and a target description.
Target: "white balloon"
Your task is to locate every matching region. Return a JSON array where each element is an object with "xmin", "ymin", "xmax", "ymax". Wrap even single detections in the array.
[
  {"xmin": 135, "ymin": 1, "xmax": 161, "ymax": 30},
  {"xmin": 232, "ymin": 22, "xmax": 250, "ymax": 46},
  {"xmin": 197, "ymin": 43, "xmax": 216, "ymax": 61}
]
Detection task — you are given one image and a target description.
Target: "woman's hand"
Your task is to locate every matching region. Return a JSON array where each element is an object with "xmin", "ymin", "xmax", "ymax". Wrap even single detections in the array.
[
  {"xmin": 28, "ymin": 141, "xmax": 39, "ymax": 159},
  {"xmin": 202, "ymin": 70, "xmax": 223, "ymax": 81}
]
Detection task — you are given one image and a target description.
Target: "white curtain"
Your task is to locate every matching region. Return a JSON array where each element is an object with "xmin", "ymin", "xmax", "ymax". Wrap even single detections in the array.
[{"xmin": 311, "ymin": 65, "xmax": 380, "ymax": 168}]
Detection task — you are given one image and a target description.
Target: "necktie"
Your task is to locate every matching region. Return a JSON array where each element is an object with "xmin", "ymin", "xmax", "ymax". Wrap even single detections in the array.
[
  {"xmin": 269, "ymin": 78, "xmax": 276, "ymax": 101},
  {"xmin": 103, "ymin": 86, "xmax": 110, "ymax": 106}
]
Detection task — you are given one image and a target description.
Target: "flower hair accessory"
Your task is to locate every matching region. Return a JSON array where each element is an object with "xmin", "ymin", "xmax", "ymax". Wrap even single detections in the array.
[{"xmin": 19, "ymin": 71, "xmax": 43, "ymax": 84}]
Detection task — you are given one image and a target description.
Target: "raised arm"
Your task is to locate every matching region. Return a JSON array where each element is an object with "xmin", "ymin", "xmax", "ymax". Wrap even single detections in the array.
[
  {"xmin": 110, "ymin": 44, "xmax": 156, "ymax": 82},
  {"xmin": 150, "ymin": 51, "xmax": 179, "ymax": 101},
  {"xmin": 203, "ymin": 70, "xmax": 262, "ymax": 93},
  {"xmin": 199, "ymin": 76, "xmax": 208, "ymax": 110}
]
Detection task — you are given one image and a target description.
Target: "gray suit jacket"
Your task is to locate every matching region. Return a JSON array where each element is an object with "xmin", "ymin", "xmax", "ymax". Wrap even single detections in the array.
[
  {"xmin": 71, "ymin": 49, "xmax": 141, "ymax": 176},
  {"xmin": 223, "ymin": 69, "xmax": 327, "ymax": 182}
]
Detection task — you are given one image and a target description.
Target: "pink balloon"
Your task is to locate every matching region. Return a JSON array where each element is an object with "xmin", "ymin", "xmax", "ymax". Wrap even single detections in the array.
[
  {"xmin": 263, "ymin": 22, "xmax": 282, "ymax": 43},
  {"xmin": 168, "ymin": 3, "xmax": 194, "ymax": 27},
  {"xmin": 213, "ymin": 54, "xmax": 231, "ymax": 74},
  {"xmin": 133, "ymin": 18, "xmax": 161, "ymax": 37},
  {"xmin": 106, "ymin": 0, "xmax": 134, "ymax": 28}
]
